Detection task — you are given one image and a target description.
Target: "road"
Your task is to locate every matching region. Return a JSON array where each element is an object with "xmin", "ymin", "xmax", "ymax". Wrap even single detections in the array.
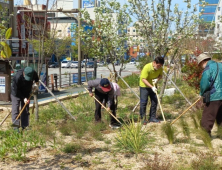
[{"xmin": 48, "ymin": 62, "xmax": 140, "ymax": 78}]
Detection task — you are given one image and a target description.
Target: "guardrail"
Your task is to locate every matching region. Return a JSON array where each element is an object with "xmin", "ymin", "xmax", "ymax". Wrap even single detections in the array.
[
  {"xmin": 11, "ymin": 71, "xmax": 94, "ymax": 92},
  {"xmin": 47, "ymin": 71, "xmax": 94, "ymax": 91}
]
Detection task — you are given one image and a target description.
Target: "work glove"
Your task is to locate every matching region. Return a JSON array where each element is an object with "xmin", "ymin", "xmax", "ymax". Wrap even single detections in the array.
[
  {"xmin": 24, "ymin": 98, "xmax": 29, "ymax": 104},
  {"xmin": 152, "ymin": 79, "xmax": 158, "ymax": 85},
  {"xmin": 151, "ymin": 87, "xmax": 157, "ymax": 93},
  {"xmin": 89, "ymin": 93, "xmax": 93, "ymax": 97}
]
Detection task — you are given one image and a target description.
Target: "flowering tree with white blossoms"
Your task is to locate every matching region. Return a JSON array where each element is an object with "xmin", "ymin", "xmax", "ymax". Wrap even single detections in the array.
[
  {"xmin": 128, "ymin": 0, "xmax": 201, "ymax": 99},
  {"xmin": 79, "ymin": 0, "xmax": 132, "ymax": 82}
]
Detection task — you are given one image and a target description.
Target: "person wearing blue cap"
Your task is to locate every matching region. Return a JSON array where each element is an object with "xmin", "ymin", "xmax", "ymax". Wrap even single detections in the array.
[
  {"xmin": 11, "ymin": 66, "xmax": 39, "ymax": 132},
  {"xmin": 87, "ymin": 78, "xmax": 120, "ymax": 129}
]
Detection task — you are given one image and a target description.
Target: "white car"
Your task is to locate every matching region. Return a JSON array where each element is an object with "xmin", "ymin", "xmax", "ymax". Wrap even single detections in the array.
[
  {"xmin": 61, "ymin": 61, "xmax": 71, "ymax": 68},
  {"xmin": 70, "ymin": 61, "xmax": 84, "ymax": 68}
]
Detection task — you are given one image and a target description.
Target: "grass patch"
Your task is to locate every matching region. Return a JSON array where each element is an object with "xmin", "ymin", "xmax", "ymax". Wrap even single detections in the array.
[
  {"xmin": 161, "ymin": 122, "xmax": 176, "ymax": 144},
  {"xmin": 115, "ymin": 119, "xmax": 148, "ymax": 155},
  {"xmin": 62, "ymin": 142, "xmax": 81, "ymax": 153}
]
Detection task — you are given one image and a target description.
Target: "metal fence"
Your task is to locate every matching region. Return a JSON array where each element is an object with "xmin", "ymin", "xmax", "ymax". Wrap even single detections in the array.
[{"xmin": 47, "ymin": 71, "xmax": 94, "ymax": 91}]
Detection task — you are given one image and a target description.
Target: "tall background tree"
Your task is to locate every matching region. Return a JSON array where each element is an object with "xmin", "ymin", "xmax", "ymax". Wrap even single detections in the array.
[
  {"xmin": 79, "ymin": 0, "xmax": 132, "ymax": 82},
  {"xmin": 127, "ymin": 0, "xmax": 200, "ymax": 99}
]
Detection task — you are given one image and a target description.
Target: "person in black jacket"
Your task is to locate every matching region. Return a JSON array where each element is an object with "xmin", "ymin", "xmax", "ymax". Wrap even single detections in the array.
[{"xmin": 11, "ymin": 67, "xmax": 39, "ymax": 131}]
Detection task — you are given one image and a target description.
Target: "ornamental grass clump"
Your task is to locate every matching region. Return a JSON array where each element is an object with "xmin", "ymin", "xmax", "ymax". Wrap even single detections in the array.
[
  {"xmin": 115, "ymin": 119, "xmax": 148, "ymax": 155},
  {"xmin": 179, "ymin": 117, "xmax": 190, "ymax": 139},
  {"xmin": 197, "ymin": 128, "xmax": 212, "ymax": 150},
  {"xmin": 161, "ymin": 122, "xmax": 176, "ymax": 144}
]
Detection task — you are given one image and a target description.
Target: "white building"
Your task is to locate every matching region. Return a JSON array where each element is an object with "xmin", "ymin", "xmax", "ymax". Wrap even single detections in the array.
[
  {"xmin": 214, "ymin": 0, "xmax": 222, "ymax": 41},
  {"xmin": 127, "ymin": 25, "xmax": 145, "ymax": 49}
]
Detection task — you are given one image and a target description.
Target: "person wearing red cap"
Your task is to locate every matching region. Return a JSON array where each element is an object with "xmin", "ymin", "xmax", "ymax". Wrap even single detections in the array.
[{"xmin": 87, "ymin": 78, "xmax": 120, "ymax": 128}]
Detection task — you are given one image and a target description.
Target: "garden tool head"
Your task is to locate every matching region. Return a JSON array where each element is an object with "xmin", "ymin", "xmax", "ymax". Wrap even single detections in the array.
[{"xmin": 32, "ymin": 83, "xmax": 38, "ymax": 94}]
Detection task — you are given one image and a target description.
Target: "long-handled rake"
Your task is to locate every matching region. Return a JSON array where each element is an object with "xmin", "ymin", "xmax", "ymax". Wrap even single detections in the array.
[
  {"xmin": 154, "ymin": 84, "xmax": 166, "ymax": 122},
  {"xmin": 0, "ymin": 110, "xmax": 11, "ymax": 127},
  {"xmin": 12, "ymin": 94, "xmax": 33, "ymax": 126},
  {"xmin": 84, "ymin": 87, "xmax": 122, "ymax": 125},
  {"xmin": 170, "ymin": 97, "xmax": 201, "ymax": 125}
]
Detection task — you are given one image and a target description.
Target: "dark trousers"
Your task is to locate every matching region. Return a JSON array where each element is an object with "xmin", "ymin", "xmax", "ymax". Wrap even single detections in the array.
[
  {"xmin": 201, "ymin": 100, "xmax": 222, "ymax": 134},
  {"xmin": 95, "ymin": 90, "xmax": 116, "ymax": 124},
  {"xmin": 11, "ymin": 94, "xmax": 30, "ymax": 128},
  {"xmin": 140, "ymin": 87, "xmax": 158, "ymax": 119}
]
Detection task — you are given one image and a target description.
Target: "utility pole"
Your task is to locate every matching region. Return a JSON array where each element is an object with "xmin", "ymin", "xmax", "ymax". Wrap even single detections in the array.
[
  {"xmin": 78, "ymin": 0, "xmax": 82, "ymax": 84},
  {"xmin": 93, "ymin": 0, "xmax": 97, "ymax": 79}
]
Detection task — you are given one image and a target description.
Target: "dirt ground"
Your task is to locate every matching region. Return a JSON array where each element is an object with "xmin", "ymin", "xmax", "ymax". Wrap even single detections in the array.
[{"xmin": 1, "ymin": 105, "xmax": 222, "ymax": 170}]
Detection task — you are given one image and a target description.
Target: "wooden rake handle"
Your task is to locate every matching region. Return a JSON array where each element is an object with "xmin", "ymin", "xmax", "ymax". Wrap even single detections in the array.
[
  {"xmin": 84, "ymin": 87, "xmax": 122, "ymax": 125},
  {"xmin": 170, "ymin": 97, "xmax": 201, "ymax": 125},
  {"xmin": 154, "ymin": 84, "xmax": 166, "ymax": 122},
  {"xmin": 16, "ymin": 94, "xmax": 33, "ymax": 120}
]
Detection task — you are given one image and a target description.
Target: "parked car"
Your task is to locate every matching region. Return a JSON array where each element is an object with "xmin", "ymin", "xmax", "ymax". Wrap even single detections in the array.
[
  {"xmin": 48, "ymin": 62, "xmax": 59, "ymax": 68},
  {"xmin": 61, "ymin": 61, "xmax": 71, "ymax": 68},
  {"xmin": 97, "ymin": 61, "xmax": 104, "ymax": 67},
  {"xmin": 70, "ymin": 61, "xmax": 84, "ymax": 68},
  {"xmin": 70, "ymin": 61, "xmax": 78, "ymax": 68},
  {"xmin": 86, "ymin": 61, "xmax": 94, "ymax": 68},
  {"xmin": 129, "ymin": 58, "xmax": 136, "ymax": 64}
]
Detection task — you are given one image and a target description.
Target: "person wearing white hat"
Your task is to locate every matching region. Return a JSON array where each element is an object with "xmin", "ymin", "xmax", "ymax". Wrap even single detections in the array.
[{"xmin": 198, "ymin": 53, "xmax": 222, "ymax": 137}]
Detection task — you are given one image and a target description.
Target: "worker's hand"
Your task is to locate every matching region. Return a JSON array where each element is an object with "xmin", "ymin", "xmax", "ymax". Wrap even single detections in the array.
[
  {"xmin": 24, "ymin": 98, "xmax": 29, "ymax": 104},
  {"xmin": 89, "ymin": 93, "xmax": 93, "ymax": 97},
  {"xmin": 151, "ymin": 87, "xmax": 157, "ymax": 93},
  {"xmin": 107, "ymin": 107, "xmax": 110, "ymax": 112},
  {"xmin": 152, "ymin": 79, "xmax": 158, "ymax": 85}
]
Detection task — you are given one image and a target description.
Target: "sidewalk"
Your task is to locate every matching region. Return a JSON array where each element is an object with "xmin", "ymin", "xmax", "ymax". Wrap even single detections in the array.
[{"xmin": 0, "ymin": 85, "xmax": 88, "ymax": 108}]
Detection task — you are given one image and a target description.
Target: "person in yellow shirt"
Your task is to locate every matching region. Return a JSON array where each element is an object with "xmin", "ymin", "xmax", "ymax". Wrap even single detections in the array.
[{"xmin": 139, "ymin": 57, "xmax": 164, "ymax": 124}]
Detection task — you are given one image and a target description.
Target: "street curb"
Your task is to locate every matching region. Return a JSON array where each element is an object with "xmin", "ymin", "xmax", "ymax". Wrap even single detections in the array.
[{"xmin": 29, "ymin": 91, "xmax": 88, "ymax": 108}]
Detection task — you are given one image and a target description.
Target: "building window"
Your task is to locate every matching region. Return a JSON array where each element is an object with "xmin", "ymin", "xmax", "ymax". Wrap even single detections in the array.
[
  {"xmin": 218, "ymin": 15, "xmax": 220, "ymax": 20},
  {"xmin": 217, "ymin": 24, "xmax": 220, "ymax": 28},
  {"xmin": 217, "ymin": 33, "xmax": 219, "ymax": 37},
  {"xmin": 218, "ymin": 7, "xmax": 221, "ymax": 11},
  {"xmin": 133, "ymin": 35, "xmax": 135, "ymax": 37},
  {"xmin": 127, "ymin": 29, "xmax": 130, "ymax": 32},
  {"xmin": 133, "ymin": 29, "xmax": 135, "ymax": 32}
]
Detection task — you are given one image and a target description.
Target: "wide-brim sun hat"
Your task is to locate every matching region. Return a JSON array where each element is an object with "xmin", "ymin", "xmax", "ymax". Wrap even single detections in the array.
[{"xmin": 197, "ymin": 53, "xmax": 211, "ymax": 65}]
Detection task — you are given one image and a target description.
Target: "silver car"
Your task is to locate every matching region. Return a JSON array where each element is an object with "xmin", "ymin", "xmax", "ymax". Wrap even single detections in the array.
[{"xmin": 70, "ymin": 61, "xmax": 84, "ymax": 68}]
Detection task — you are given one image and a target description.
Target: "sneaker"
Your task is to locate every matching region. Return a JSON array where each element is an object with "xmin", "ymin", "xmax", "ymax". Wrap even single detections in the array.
[
  {"xmin": 109, "ymin": 123, "xmax": 121, "ymax": 129},
  {"xmin": 141, "ymin": 120, "xmax": 148, "ymax": 125},
  {"xmin": 149, "ymin": 118, "xmax": 160, "ymax": 123}
]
